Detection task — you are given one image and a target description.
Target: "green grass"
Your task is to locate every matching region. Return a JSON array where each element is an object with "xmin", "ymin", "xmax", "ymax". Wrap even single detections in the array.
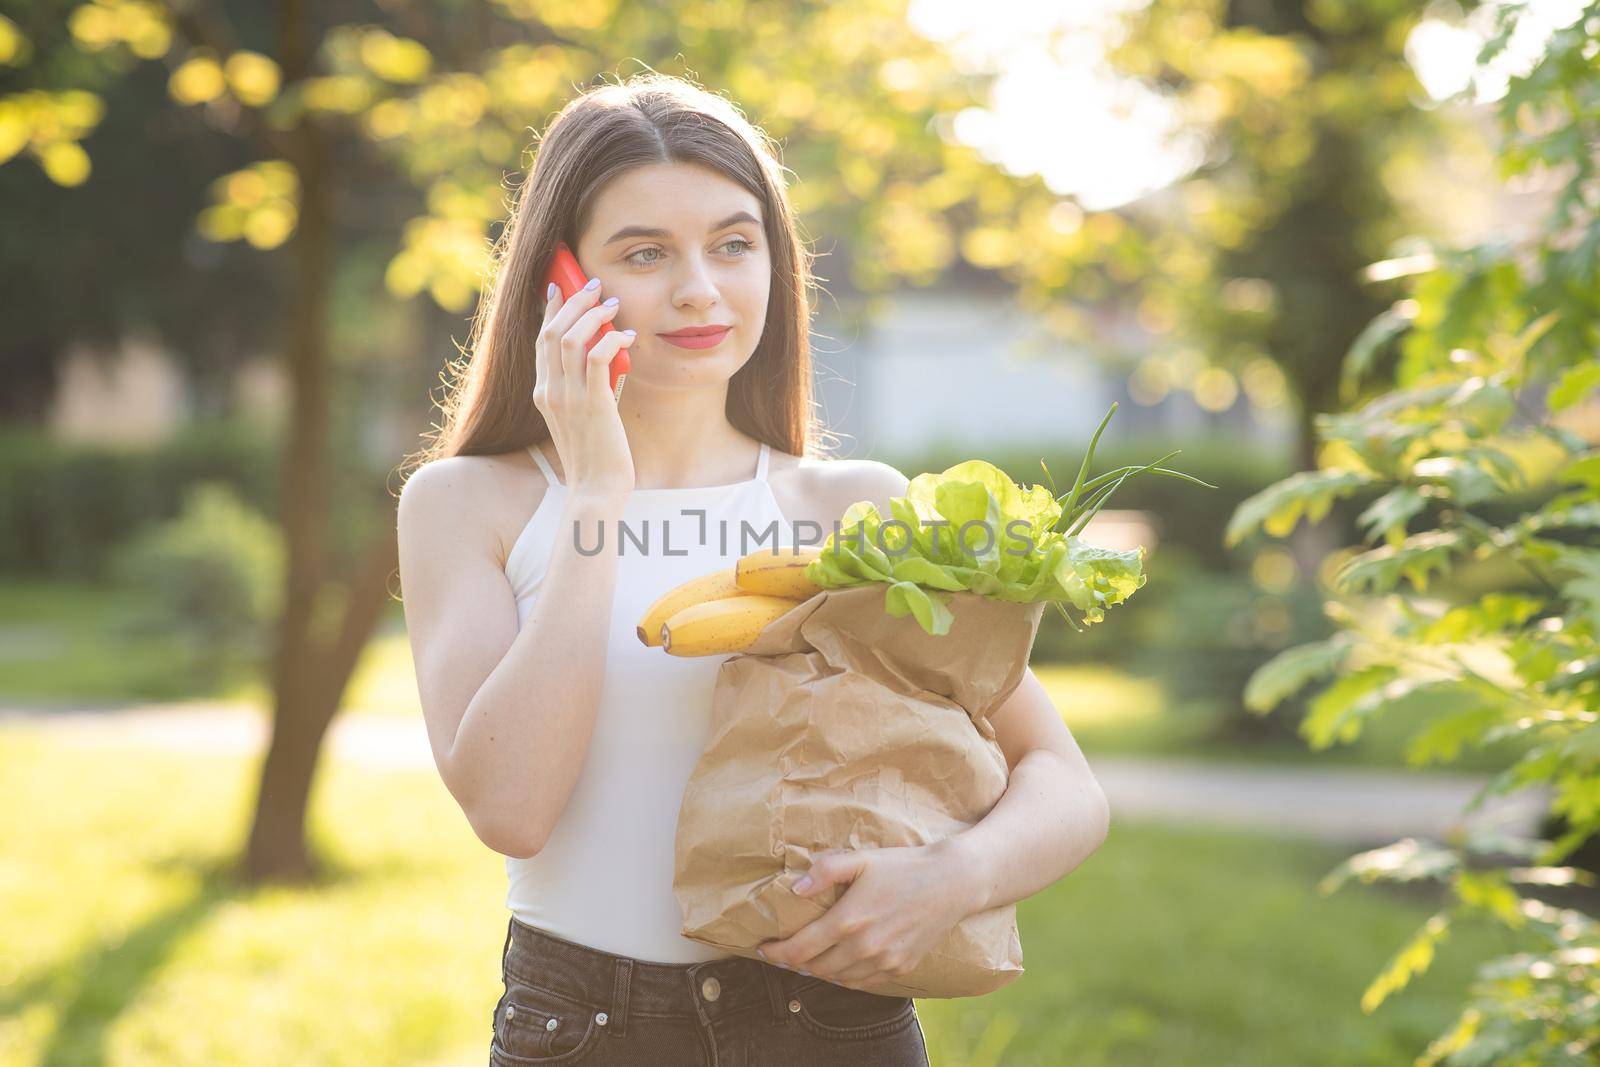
[
  {"xmin": 0, "ymin": 581, "xmax": 264, "ymax": 706},
  {"xmin": 0, "ymin": 730, "xmax": 1532, "ymax": 1067}
]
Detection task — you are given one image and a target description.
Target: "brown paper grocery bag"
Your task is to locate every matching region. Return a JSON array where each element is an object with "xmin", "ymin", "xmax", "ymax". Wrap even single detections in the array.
[{"xmin": 673, "ymin": 583, "xmax": 1046, "ymax": 998}]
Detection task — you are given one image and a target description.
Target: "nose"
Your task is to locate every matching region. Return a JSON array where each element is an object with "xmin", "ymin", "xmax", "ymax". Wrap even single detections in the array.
[{"xmin": 671, "ymin": 252, "xmax": 721, "ymax": 310}]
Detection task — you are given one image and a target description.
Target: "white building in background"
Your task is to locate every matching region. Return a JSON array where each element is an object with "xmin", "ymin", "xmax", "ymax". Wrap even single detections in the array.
[
  {"xmin": 809, "ymin": 287, "xmax": 1294, "ymax": 461},
  {"xmin": 47, "ymin": 340, "xmax": 285, "ymax": 447},
  {"xmin": 49, "ymin": 338, "xmax": 188, "ymax": 446}
]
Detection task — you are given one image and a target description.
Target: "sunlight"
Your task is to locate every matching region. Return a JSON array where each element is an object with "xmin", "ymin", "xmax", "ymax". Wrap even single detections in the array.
[
  {"xmin": 911, "ymin": 0, "xmax": 1203, "ymax": 211},
  {"xmin": 913, "ymin": 0, "xmax": 1590, "ymax": 210},
  {"xmin": 1407, "ymin": 0, "xmax": 1589, "ymax": 104}
]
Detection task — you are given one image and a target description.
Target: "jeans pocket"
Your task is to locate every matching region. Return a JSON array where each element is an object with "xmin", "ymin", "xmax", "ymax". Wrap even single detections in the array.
[
  {"xmin": 490, "ymin": 975, "xmax": 601, "ymax": 1064},
  {"xmin": 788, "ymin": 977, "xmax": 917, "ymax": 1041}
]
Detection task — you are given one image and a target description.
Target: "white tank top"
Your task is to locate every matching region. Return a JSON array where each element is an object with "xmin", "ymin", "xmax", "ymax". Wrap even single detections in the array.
[{"xmin": 503, "ymin": 439, "xmax": 794, "ymax": 963}]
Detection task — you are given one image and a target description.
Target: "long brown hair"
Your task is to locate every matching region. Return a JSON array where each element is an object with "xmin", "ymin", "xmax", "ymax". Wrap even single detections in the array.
[{"xmin": 412, "ymin": 72, "xmax": 837, "ymax": 471}]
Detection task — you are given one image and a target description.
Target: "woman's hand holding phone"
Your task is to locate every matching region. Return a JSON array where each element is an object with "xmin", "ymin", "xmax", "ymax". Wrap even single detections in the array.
[{"xmin": 532, "ymin": 275, "xmax": 636, "ymax": 498}]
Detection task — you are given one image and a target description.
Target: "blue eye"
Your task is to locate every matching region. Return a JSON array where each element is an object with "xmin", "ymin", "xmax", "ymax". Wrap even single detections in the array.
[{"xmin": 625, "ymin": 238, "xmax": 757, "ymax": 266}]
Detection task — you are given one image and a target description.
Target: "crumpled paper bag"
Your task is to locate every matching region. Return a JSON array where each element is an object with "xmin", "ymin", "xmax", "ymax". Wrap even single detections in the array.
[{"xmin": 673, "ymin": 582, "xmax": 1047, "ymax": 998}]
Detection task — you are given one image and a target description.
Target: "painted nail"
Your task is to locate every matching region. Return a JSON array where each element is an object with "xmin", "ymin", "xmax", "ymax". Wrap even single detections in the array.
[
  {"xmin": 793, "ymin": 877, "xmax": 813, "ymax": 894},
  {"xmin": 584, "ymin": 277, "xmax": 601, "ymax": 290},
  {"xmin": 756, "ymin": 948, "xmax": 767, "ymax": 959},
  {"xmin": 603, "ymin": 296, "xmax": 619, "ymax": 306},
  {"xmin": 799, "ymin": 970, "xmax": 811, "ymax": 977},
  {"xmin": 547, "ymin": 282, "xmax": 559, "ymax": 300}
]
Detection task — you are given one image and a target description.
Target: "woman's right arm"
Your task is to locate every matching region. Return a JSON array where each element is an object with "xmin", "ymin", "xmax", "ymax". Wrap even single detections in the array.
[
  {"xmin": 398, "ymin": 271, "xmax": 637, "ymax": 859},
  {"xmin": 398, "ymin": 466, "xmax": 628, "ymax": 859}
]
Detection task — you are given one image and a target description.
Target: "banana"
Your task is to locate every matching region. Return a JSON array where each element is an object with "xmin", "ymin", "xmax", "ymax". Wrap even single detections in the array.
[
  {"xmin": 636, "ymin": 567, "xmax": 748, "ymax": 647},
  {"xmin": 734, "ymin": 546, "xmax": 826, "ymax": 599},
  {"xmin": 660, "ymin": 595, "xmax": 803, "ymax": 657}
]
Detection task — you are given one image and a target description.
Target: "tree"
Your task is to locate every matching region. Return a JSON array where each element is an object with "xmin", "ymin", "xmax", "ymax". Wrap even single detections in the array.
[
  {"xmin": 1229, "ymin": 2, "xmax": 1600, "ymax": 1059},
  {"xmin": 1079, "ymin": 0, "xmax": 1452, "ymax": 578}
]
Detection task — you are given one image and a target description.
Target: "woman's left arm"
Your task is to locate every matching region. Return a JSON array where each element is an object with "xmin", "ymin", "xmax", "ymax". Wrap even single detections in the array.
[{"xmin": 945, "ymin": 666, "xmax": 1113, "ymax": 913}]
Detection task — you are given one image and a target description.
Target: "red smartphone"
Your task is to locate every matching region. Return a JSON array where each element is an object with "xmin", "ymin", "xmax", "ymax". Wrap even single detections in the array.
[{"xmin": 544, "ymin": 241, "xmax": 630, "ymax": 401}]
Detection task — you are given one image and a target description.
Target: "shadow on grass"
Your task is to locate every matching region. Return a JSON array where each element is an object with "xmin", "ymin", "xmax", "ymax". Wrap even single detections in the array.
[{"xmin": 4, "ymin": 855, "xmax": 244, "ymax": 1067}]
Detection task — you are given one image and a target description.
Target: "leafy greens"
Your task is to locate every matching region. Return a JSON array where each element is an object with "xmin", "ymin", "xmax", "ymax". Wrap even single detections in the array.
[{"xmin": 803, "ymin": 403, "xmax": 1216, "ymax": 636}]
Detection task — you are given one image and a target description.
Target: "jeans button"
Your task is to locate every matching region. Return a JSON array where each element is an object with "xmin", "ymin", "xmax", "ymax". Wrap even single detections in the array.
[
  {"xmin": 701, "ymin": 976, "xmax": 721, "ymax": 1001},
  {"xmin": 788, "ymin": 998, "xmax": 802, "ymax": 1013},
  {"xmin": 596, "ymin": 1011, "xmax": 609, "ymax": 1026},
  {"xmin": 545, "ymin": 1017, "xmax": 559, "ymax": 1032}
]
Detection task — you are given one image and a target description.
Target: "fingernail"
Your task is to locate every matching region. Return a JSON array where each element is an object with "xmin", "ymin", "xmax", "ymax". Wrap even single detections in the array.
[
  {"xmin": 793, "ymin": 877, "xmax": 812, "ymax": 894},
  {"xmin": 756, "ymin": 948, "xmax": 767, "ymax": 959},
  {"xmin": 799, "ymin": 970, "xmax": 811, "ymax": 977},
  {"xmin": 584, "ymin": 277, "xmax": 601, "ymax": 290},
  {"xmin": 603, "ymin": 296, "xmax": 619, "ymax": 306},
  {"xmin": 547, "ymin": 282, "xmax": 559, "ymax": 300},
  {"xmin": 622, "ymin": 329, "xmax": 637, "ymax": 337}
]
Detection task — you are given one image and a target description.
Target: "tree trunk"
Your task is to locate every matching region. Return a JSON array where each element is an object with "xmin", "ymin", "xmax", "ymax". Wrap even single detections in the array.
[
  {"xmin": 238, "ymin": 0, "xmax": 348, "ymax": 884},
  {"xmin": 234, "ymin": 0, "xmax": 412, "ymax": 885},
  {"xmin": 240, "ymin": 80, "xmax": 336, "ymax": 880},
  {"xmin": 243, "ymin": 526, "xmax": 399, "ymax": 883}
]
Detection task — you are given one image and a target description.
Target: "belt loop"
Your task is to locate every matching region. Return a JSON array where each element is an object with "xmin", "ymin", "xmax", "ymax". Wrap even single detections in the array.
[
  {"xmin": 760, "ymin": 961, "xmax": 789, "ymax": 1024},
  {"xmin": 609, "ymin": 957, "xmax": 633, "ymax": 1037},
  {"xmin": 500, "ymin": 916, "xmax": 515, "ymax": 973}
]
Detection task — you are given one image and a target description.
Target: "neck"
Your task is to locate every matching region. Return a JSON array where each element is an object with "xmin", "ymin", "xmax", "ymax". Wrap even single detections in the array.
[{"xmin": 615, "ymin": 379, "xmax": 757, "ymax": 489}]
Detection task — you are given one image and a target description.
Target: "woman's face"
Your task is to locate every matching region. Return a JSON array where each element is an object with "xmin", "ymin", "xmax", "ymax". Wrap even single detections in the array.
[{"xmin": 574, "ymin": 162, "xmax": 772, "ymax": 389}]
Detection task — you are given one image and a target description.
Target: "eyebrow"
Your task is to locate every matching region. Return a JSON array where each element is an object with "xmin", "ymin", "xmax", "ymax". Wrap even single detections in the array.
[{"xmin": 602, "ymin": 211, "xmax": 763, "ymax": 246}]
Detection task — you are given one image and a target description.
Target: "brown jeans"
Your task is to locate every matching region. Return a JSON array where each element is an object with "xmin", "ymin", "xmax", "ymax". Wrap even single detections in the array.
[{"xmin": 490, "ymin": 916, "xmax": 930, "ymax": 1066}]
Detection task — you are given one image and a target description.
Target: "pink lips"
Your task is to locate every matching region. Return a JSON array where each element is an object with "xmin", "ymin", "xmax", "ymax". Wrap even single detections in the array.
[{"xmin": 657, "ymin": 327, "xmax": 731, "ymax": 350}]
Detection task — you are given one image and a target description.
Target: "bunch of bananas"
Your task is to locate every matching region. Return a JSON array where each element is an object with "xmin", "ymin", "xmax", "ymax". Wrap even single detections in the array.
[{"xmin": 637, "ymin": 546, "xmax": 825, "ymax": 656}]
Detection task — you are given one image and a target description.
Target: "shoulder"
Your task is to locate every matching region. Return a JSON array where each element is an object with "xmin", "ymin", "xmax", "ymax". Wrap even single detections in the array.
[
  {"xmin": 829, "ymin": 458, "xmax": 910, "ymax": 508},
  {"xmin": 774, "ymin": 451, "xmax": 909, "ymax": 518},
  {"xmin": 399, "ymin": 450, "xmax": 550, "ymax": 564}
]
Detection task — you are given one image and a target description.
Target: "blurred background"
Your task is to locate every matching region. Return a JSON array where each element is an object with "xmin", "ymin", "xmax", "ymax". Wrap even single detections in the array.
[{"xmin": 3, "ymin": 0, "xmax": 1598, "ymax": 1064}]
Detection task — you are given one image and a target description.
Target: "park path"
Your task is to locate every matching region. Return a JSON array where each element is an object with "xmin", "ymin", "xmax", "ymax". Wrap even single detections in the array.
[{"xmin": 0, "ymin": 701, "xmax": 1552, "ymax": 847}]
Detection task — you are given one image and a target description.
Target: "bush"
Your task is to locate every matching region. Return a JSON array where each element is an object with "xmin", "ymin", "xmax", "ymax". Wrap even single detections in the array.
[
  {"xmin": 0, "ymin": 416, "xmax": 394, "ymax": 581},
  {"xmin": 1227, "ymin": 6, "xmax": 1600, "ymax": 1059},
  {"xmin": 0, "ymin": 419, "xmax": 279, "ymax": 580},
  {"xmin": 108, "ymin": 482, "xmax": 283, "ymax": 681}
]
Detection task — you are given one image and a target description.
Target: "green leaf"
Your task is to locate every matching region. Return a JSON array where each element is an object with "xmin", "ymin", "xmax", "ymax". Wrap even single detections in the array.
[
  {"xmin": 883, "ymin": 580, "xmax": 954, "ymax": 636},
  {"xmin": 1558, "ymin": 451, "xmax": 1600, "ymax": 489},
  {"xmin": 1360, "ymin": 912, "xmax": 1452, "ymax": 1014},
  {"xmin": 1452, "ymin": 868, "xmax": 1525, "ymax": 928},
  {"xmin": 1341, "ymin": 300, "xmax": 1414, "ymax": 403},
  {"xmin": 1225, "ymin": 468, "xmax": 1376, "ymax": 547},
  {"xmin": 1356, "ymin": 485, "xmax": 1426, "ymax": 547},
  {"xmin": 1242, "ymin": 637, "xmax": 1352, "ymax": 713},
  {"xmin": 1300, "ymin": 665, "xmax": 1397, "ymax": 748},
  {"xmin": 1333, "ymin": 530, "xmax": 1465, "ymax": 594},
  {"xmin": 1319, "ymin": 840, "xmax": 1461, "ymax": 897},
  {"xmin": 1549, "ymin": 361, "xmax": 1600, "ymax": 411},
  {"xmin": 1410, "ymin": 455, "xmax": 1498, "ymax": 505},
  {"xmin": 1403, "ymin": 703, "xmax": 1505, "ymax": 767},
  {"xmin": 1057, "ymin": 403, "xmax": 1118, "ymax": 517},
  {"xmin": 1418, "ymin": 593, "xmax": 1543, "ymax": 642}
]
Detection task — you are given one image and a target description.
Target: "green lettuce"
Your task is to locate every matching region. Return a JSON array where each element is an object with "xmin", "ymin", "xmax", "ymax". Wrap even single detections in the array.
[{"xmin": 804, "ymin": 403, "xmax": 1215, "ymax": 636}]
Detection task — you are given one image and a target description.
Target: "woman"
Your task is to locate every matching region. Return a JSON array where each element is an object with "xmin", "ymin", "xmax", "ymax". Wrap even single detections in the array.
[{"xmin": 397, "ymin": 73, "xmax": 1110, "ymax": 1065}]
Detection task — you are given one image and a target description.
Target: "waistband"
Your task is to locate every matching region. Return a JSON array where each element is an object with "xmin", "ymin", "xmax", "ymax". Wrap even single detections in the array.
[{"xmin": 501, "ymin": 916, "xmax": 830, "ymax": 1037}]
